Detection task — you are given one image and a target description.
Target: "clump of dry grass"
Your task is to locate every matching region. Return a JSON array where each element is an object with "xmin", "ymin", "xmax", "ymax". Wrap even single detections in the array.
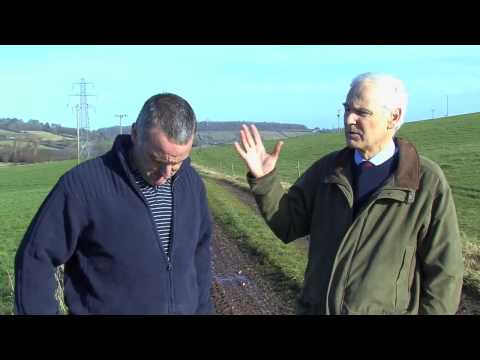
[
  {"xmin": 462, "ymin": 234, "xmax": 480, "ymax": 297},
  {"xmin": 54, "ymin": 265, "xmax": 68, "ymax": 315},
  {"xmin": 5, "ymin": 269, "xmax": 15, "ymax": 315},
  {"xmin": 5, "ymin": 266, "xmax": 68, "ymax": 315}
]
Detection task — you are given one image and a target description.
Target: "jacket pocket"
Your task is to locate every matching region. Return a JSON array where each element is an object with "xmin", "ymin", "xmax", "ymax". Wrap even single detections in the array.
[{"xmin": 395, "ymin": 245, "xmax": 416, "ymax": 311}]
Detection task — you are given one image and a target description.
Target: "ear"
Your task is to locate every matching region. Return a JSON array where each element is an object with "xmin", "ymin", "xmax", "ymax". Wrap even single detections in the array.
[{"xmin": 388, "ymin": 108, "xmax": 402, "ymax": 130}]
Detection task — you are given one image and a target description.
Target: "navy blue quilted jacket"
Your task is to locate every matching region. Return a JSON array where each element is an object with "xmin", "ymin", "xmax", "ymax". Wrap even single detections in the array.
[{"xmin": 15, "ymin": 135, "xmax": 213, "ymax": 315}]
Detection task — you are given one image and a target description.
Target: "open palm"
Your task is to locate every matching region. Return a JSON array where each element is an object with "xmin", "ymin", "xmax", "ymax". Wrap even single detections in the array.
[{"xmin": 234, "ymin": 124, "xmax": 283, "ymax": 178}]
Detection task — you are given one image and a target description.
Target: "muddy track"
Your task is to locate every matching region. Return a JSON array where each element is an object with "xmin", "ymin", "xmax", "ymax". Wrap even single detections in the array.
[
  {"xmin": 209, "ymin": 176, "xmax": 480, "ymax": 315},
  {"xmin": 210, "ymin": 178, "xmax": 310, "ymax": 254},
  {"xmin": 211, "ymin": 222, "xmax": 296, "ymax": 315}
]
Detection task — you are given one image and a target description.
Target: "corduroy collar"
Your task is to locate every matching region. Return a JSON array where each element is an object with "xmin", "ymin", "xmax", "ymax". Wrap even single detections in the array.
[{"xmin": 333, "ymin": 137, "xmax": 420, "ymax": 191}]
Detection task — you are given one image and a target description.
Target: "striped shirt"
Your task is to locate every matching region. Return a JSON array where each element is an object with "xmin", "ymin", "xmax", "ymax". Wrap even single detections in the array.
[{"xmin": 132, "ymin": 170, "xmax": 173, "ymax": 258}]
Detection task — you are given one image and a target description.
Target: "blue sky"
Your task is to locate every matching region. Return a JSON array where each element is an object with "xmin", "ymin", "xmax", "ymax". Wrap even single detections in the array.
[{"xmin": 1, "ymin": 45, "xmax": 480, "ymax": 130}]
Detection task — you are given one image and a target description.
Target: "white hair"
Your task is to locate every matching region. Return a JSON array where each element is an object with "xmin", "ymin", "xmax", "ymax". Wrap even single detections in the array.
[{"xmin": 350, "ymin": 72, "xmax": 408, "ymax": 131}]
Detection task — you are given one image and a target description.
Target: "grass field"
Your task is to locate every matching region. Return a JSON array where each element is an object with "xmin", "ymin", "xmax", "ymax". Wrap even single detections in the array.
[
  {"xmin": 1, "ymin": 113, "xmax": 479, "ymax": 314},
  {"xmin": 25, "ymin": 131, "xmax": 67, "ymax": 141},
  {"xmin": 192, "ymin": 113, "xmax": 480, "ymax": 242},
  {"xmin": 0, "ymin": 160, "xmax": 76, "ymax": 314}
]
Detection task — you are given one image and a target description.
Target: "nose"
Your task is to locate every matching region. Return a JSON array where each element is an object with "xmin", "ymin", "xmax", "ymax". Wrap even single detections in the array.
[
  {"xmin": 163, "ymin": 164, "xmax": 173, "ymax": 178},
  {"xmin": 344, "ymin": 111, "xmax": 357, "ymax": 127}
]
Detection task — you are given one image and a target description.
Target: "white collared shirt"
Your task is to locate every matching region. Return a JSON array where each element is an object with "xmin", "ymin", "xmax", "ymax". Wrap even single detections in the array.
[{"xmin": 354, "ymin": 139, "xmax": 398, "ymax": 166}]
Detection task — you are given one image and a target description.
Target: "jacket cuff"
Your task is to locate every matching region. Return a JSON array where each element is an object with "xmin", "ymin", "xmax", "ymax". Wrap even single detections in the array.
[{"xmin": 247, "ymin": 168, "xmax": 279, "ymax": 195}]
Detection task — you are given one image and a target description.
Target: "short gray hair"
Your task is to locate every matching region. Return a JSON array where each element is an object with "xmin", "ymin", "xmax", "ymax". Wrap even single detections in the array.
[
  {"xmin": 135, "ymin": 93, "xmax": 196, "ymax": 144},
  {"xmin": 350, "ymin": 72, "xmax": 408, "ymax": 131}
]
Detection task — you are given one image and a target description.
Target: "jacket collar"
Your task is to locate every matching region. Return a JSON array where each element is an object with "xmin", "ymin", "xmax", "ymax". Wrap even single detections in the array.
[{"xmin": 331, "ymin": 137, "xmax": 420, "ymax": 191}]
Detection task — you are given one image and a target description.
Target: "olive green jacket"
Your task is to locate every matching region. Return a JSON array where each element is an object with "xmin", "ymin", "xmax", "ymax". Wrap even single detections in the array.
[{"xmin": 248, "ymin": 138, "xmax": 463, "ymax": 314}]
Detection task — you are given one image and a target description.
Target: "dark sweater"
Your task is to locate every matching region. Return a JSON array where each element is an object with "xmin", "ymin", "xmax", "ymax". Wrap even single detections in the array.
[
  {"xmin": 353, "ymin": 153, "xmax": 399, "ymax": 217},
  {"xmin": 14, "ymin": 135, "xmax": 213, "ymax": 315}
]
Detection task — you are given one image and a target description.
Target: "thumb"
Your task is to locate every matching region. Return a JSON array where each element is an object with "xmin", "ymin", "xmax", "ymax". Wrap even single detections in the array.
[{"xmin": 272, "ymin": 141, "xmax": 284, "ymax": 159}]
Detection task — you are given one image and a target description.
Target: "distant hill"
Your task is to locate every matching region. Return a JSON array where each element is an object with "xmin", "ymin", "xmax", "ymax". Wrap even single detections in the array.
[
  {"xmin": 0, "ymin": 117, "xmax": 316, "ymax": 162},
  {"xmin": 197, "ymin": 121, "xmax": 313, "ymax": 146},
  {"xmin": 0, "ymin": 118, "xmax": 76, "ymax": 137},
  {"xmin": 1, "ymin": 117, "xmax": 313, "ymax": 139},
  {"xmin": 0, "ymin": 118, "xmax": 107, "ymax": 163},
  {"xmin": 95, "ymin": 121, "xmax": 314, "ymax": 146},
  {"xmin": 196, "ymin": 121, "xmax": 309, "ymax": 131},
  {"xmin": 94, "ymin": 126, "xmax": 130, "ymax": 139}
]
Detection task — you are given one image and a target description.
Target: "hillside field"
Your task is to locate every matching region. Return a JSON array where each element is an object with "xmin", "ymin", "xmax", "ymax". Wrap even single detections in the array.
[{"xmin": 191, "ymin": 113, "xmax": 480, "ymax": 242}]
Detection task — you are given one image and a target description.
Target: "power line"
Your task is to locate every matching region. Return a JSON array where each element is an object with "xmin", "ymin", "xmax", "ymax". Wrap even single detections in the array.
[{"xmin": 70, "ymin": 78, "xmax": 95, "ymax": 164}]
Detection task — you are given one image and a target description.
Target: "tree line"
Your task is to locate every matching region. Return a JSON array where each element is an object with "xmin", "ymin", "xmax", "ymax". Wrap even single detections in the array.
[{"xmin": 0, "ymin": 118, "xmax": 77, "ymax": 136}]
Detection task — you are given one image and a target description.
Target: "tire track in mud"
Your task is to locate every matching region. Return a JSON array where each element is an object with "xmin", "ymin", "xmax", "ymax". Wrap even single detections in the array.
[{"xmin": 211, "ymin": 222, "xmax": 296, "ymax": 315}]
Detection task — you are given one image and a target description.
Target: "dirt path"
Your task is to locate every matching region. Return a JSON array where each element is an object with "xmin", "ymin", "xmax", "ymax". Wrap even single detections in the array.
[
  {"xmin": 209, "ymin": 176, "xmax": 480, "ymax": 315},
  {"xmin": 210, "ymin": 178, "xmax": 310, "ymax": 254},
  {"xmin": 457, "ymin": 290, "xmax": 480, "ymax": 315},
  {"xmin": 211, "ymin": 222, "xmax": 296, "ymax": 315}
]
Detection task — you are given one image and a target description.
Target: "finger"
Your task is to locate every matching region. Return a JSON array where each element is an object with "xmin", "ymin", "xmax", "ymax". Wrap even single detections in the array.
[
  {"xmin": 233, "ymin": 141, "xmax": 247, "ymax": 160},
  {"xmin": 242, "ymin": 124, "xmax": 255, "ymax": 148},
  {"xmin": 250, "ymin": 124, "xmax": 264, "ymax": 149},
  {"xmin": 272, "ymin": 141, "xmax": 284, "ymax": 159},
  {"xmin": 240, "ymin": 129, "xmax": 251, "ymax": 150}
]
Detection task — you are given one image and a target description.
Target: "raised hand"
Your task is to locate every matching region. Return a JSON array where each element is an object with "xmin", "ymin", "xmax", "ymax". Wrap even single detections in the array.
[{"xmin": 234, "ymin": 124, "xmax": 284, "ymax": 178}]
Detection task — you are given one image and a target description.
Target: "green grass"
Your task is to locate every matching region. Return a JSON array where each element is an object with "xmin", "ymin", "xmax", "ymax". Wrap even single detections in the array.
[
  {"xmin": 192, "ymin": 113, "xmax": 480, "ymax": 242},
  {"xmin": 204, "ymin": 177, "xmax": 307, "ymax": 291},
  {"xmin": 202, "ymin": 165, "xmax": 480, "ymax": 298},
  {"xmin": 0, "ymin": 160, "xmax": 76, "ymax": 314},
  {"xmin": 193, "ymin": 113, "xmax": 480, "ymax": 298},
  {"xmin": 197, "ymin": 129, "xmax": 313, "ymax": 147},
  {"xmin": 193, "ymin": 132, "xmax": 345, "ymax": 181},
  {"xmin": 2, "ymin": 113, "xmax": 479, "ymax": 313},
  {"xmin": 397, "ymin": 114, "xmax": 480, "ymax": 241},
  {"xmin": 25, "ymin": 131, "xmax": 66, "ymax": 141}
]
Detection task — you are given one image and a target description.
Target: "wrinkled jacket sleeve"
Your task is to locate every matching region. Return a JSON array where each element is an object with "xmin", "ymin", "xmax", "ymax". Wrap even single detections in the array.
[
  {"xmin": 195, "ymin": 180, "xmax": 214, "ymax": 314},
  {"xmin": 247, "ymin": 167, "xmax": 314, "ymax": 244},
  {"xmin": 418, "ymin": 175, "xmax": 463, "ymax": 314},
  {"xmin": 14, "ymin": 177, "xmax": 83, "ymax": 315}
]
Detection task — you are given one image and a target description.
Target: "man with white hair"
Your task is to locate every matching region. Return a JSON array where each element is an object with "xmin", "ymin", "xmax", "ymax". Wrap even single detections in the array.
[{"xmin": 234, "ymin": 72, "xmax": 463, "ymax": 314}]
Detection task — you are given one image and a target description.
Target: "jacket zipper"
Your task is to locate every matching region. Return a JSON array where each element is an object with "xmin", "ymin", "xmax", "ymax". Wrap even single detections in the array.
[
  {"xmin": 122, "ymin": 148, "xmax": 184, "ymax": 314},
  {"xmin": 325, "ymin": 181, "xmax": 413, "ymax": 314},
  {"xmin": 167, "ymin": 177, "xmax": 177, "ymax": 315},
  {"xmin": 132, "ymin": 179, "xmax": 176, "ymax": 314},
  {"xmin": 323, "ymin": 178, "xmax": 353, "ymax": 314}
]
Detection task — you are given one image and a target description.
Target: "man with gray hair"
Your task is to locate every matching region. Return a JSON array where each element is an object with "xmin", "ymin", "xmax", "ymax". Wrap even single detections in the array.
[
  {"xmin": 15, "ymin": 93, "xmax": 213, "ymax": 314},
  {"xmin": 234, "ymin": 72, "xmax": 463, "ymax": 314}
]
